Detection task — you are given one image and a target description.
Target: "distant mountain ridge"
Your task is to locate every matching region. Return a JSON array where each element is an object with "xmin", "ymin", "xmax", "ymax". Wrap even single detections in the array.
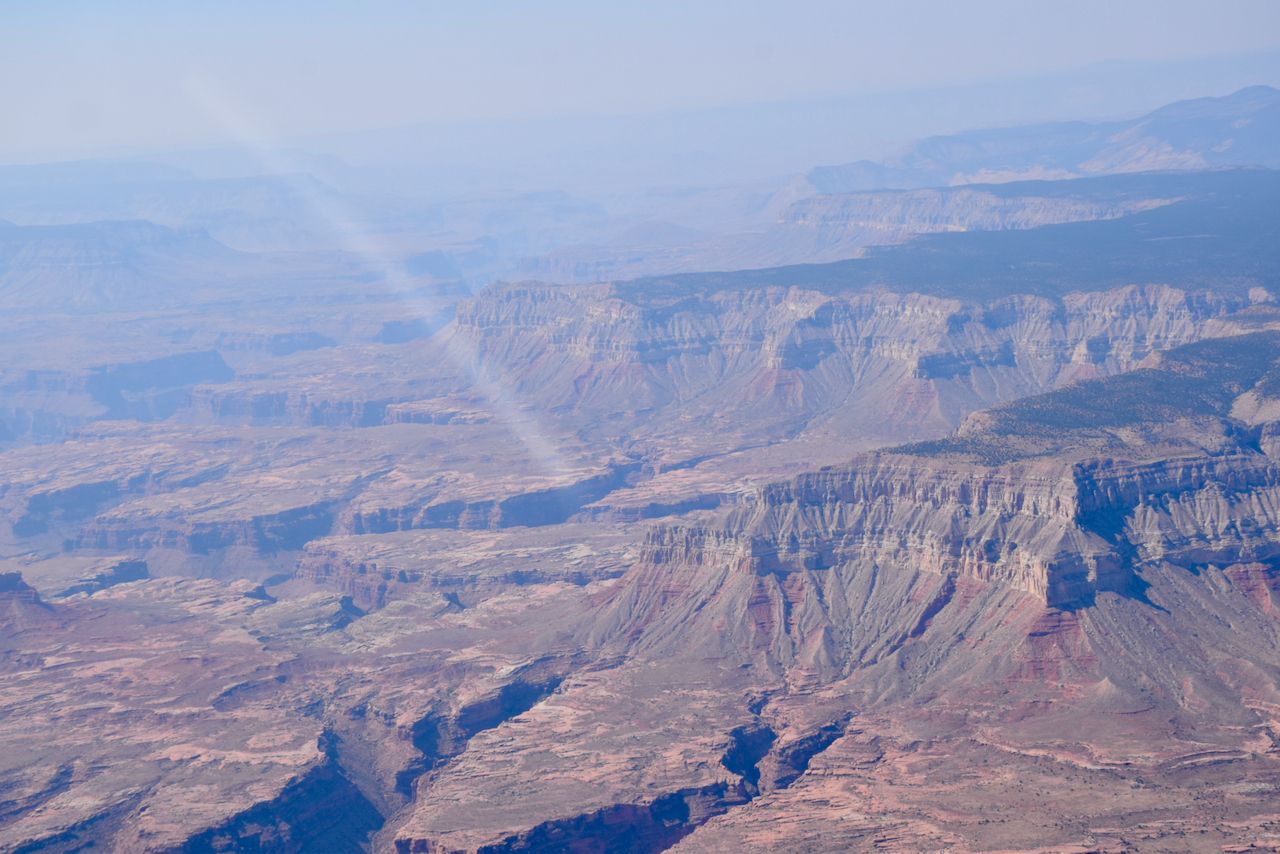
[
  {"xmin": 622, "ymin": 167, "xmax": 1280, "ymax": 301},
  {"xmin": 808, "ymin": 85, "xmax": 1280, "ymax": 192}
]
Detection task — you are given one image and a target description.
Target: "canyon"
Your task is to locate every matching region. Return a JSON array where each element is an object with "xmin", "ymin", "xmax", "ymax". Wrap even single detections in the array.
[{"xmin": 3, "ymin": 87, "xmax": 1280, "ymax": 852}]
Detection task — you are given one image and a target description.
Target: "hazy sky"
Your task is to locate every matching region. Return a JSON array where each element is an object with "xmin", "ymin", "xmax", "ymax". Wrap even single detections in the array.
[{"xmin": 4, "ymin": 0, "xmax": 1280, "ymax": 161}]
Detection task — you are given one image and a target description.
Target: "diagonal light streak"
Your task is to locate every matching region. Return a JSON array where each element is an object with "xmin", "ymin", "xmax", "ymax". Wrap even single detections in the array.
[{"xmin": 184, "ymin": 74, "xmax": 574, "ymax": 477}]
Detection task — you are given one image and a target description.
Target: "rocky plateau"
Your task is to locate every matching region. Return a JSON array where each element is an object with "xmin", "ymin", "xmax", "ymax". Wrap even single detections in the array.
[{"xmin": 4, "ymin": 89, "xmax": 1280, "ymax": 852}]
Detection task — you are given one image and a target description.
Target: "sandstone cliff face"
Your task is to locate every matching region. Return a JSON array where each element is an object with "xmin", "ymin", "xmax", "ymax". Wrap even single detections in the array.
[
  {"xmin": 591, "ymin": 333, "xmax": 1280, "ymax": 679},
  {"xmin": 676, "ymin": 456, "xmax": 1125, "ymax": 607},
  {"xmin": 612, "ymin": 444, "xmax": 1280, "ymax": 656},
  {"xmin": 448, "ymin": 282, "xmax": 1254, "ymax": 451},
  {"xmin": 340, "ymin": 461, "xmax": 640, "ymax": 535},
  {"xmin": 74, "ymin": 498, "xmax": 342, "ymax": 555}
]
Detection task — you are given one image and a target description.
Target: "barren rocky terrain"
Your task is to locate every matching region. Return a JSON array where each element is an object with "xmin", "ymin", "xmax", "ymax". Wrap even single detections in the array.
[{"xmin": 4, "ymin": 88, "xmax": 1280, "ymax": 852}]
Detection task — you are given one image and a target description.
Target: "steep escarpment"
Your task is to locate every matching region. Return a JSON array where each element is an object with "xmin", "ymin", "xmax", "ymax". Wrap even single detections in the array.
[
  {"xmin": 173, "ymin": 740, "xmax": 384, "ymax": 854},
  {"xmin": 650, "ymin": 457, "xmax": 1128, "ymax": 608},
  {"xmin": 591, "ymin": 332, "xmax": 1280, "ymax": 675},
  {"xmin": 55, "ymin": 558, "xmax": 149, "ymax": 597},
  {"xmin": 392, "ymin": 659, "xmax": 573, "ymax": 800},
  {"xmin": 500, "ymin": 332, "xmax": 1280, "ymax": 853},
  {"xmin": 185, "ymin": 387, "xmax": 407, "ymax": 428},
  {"xmin": 75, "ymin": 498, "xmax": 342, "ymax": 555},
  {"xmin": 449, "ymin": 279, "xmax": 1259, "ymax": 452},
  {"xmin": 0, "ymin": 571, "xmax": 56, "ymax": 629}
]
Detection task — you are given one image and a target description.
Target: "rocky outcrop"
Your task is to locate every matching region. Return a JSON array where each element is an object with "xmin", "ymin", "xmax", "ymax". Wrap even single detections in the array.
[
  {"xmin": 403, "ymin": 780, "xmax": 756, "ymax": 854},
  {"xmin": 592, "ymin": 332, "xmax": 1280, "ymax": 672},
  {"xmin": 383, "ymin": 400, "xmax": 492, "ymax": 425},
  {"xmin": 85, "ymin": 351, "xmax": 234, "ymax": 420},
  {"xmin": 56, "ymin": 558, "xmax": 149, "ymax": 597},
  {"xmin": 448, "ymin": 280, "xmax": 1258, "ymax": 450},
  {"xmin": 172, "ymin": 737, "xmax": 383, "ymax": 854},
  {"xmin": 296, "ymin": 524, "xmax": 631, "ymax": 609},
  {"xmin": 183, "ymin": 388, "xmax": 492, "ymax": 430},
  {"xmin": 75, "ymin": 500, "xmax": 340, "ymax": 555},
  {"xmin": 184, "ymin": 387, "xmax": 408, "ymax": 427},
  {"xmin": 394, "ymin": 664, "xmax": 569, "ymax": 799},
  {"xmin": 629, "ymin": 446, "xmax": 1280, "ymax": 615},
  {"xmin": 0, "ymin": 572, "xmax": 55, "ymax": 629},
  {"xmin": 344, "ymin": 462, "xmax": 641, "ymax": 534},
  {"xmin": 0, "ymin": 350, "xmax": 233, "ymax": 443}
]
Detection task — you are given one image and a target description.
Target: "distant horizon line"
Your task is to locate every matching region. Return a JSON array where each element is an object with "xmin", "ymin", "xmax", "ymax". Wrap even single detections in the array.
[{"xmin": 4, "ymin": 47, "xmax": 1279, "ymax": 171}]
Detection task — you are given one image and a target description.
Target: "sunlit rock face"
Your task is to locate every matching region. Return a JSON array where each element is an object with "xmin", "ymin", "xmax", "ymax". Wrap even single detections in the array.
[{"xmin": 449, "ymin": 280, "xmax": 1250, "ymax": 450}]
